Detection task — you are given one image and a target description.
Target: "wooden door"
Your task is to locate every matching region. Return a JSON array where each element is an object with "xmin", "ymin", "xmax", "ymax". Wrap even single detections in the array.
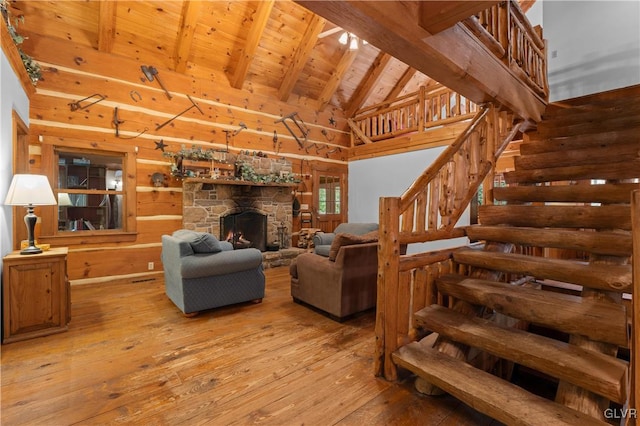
[{"xmin": 312, "ymin": 164, "xmax": 347, "ymax": 233}]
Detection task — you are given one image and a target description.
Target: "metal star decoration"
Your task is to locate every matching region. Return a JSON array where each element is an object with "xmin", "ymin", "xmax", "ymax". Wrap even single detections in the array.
[
  {"xmin": 329, "ymin": 116, "xmax": 336, "ymax": 127},
  {"xmin": 154, "ymin": 139, "xmax": 168, "ymax": 152}
]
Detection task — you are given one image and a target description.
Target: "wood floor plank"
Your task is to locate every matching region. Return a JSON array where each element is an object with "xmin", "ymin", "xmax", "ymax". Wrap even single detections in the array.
[{"xmin": 1, "ymin": 266, "xmax": 488, "ymax": 425}]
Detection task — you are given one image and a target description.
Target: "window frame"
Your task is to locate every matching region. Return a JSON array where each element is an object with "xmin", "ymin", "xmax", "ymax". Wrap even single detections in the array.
[{"xmin": 39, "ymin": 139, "xmax": 137, "ymax": 245}]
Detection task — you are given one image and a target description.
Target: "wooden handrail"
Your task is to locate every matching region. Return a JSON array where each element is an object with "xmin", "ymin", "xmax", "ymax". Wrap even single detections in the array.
[
  {"xmin": 375, "ymin": 104, "xmax": 522, "ymax": 380},
  {"xmin": 399, "ymin": 107, "xmax": 489, "ymax": 212}
]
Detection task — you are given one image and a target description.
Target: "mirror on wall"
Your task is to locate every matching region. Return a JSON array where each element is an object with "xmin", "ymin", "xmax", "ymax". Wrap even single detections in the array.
[{"xmin": 56, "ymin": 150, "xmax": 124, "ymax": 232}]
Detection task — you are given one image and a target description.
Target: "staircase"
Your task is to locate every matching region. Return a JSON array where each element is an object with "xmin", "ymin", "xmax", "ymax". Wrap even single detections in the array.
[{"xmin": 392, "ymin": 87, "xmax": 639, "ymax": 425}]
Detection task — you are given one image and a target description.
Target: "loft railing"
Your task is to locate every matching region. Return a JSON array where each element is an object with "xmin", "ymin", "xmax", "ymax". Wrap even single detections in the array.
[
  {"xmin": 374, "ymin": 105, "xmax": 522, "ymax": 380},
  {"xmin": 349, "ymin": 86, "xmax": 478, "ymax": 144},
  {"xmin": 348, "ymin": 1, "xmax": 546, "ymax": 147},
  {"xmin": 465, "ymin": 0, "xmax": 548, "ymax": 98}
]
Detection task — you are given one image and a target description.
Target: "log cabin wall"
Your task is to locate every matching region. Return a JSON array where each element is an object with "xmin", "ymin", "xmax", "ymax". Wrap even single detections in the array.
[{"xmin": 19, "ymin": 35, "xmax": 349, "ymax": 283}]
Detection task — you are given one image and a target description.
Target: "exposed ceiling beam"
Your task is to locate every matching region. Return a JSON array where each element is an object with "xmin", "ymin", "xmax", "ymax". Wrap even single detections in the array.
[
  {"xmin": 97, "ymin": 1, "xmax": 117, "ymax": 53},
  {"xmin": 230, "ymin": 0, "xmax": 275, "ymax": 89},
  {"xmin": 417, "ymin": 1, "xmax": 501, "ymax": 34},
  {"xmin": 295, "ymin": 0, "xmax": 546, "ymax": 121},
  {"xmin": 316, "ymin": 47, "xmax": 359, "ymax": 112},
  {"xmin": 278, "ymin": 14, "xmax": 326, "ymax": 102},
  {"xmin": 173, "ymin": 0, "xmax": 201, "ymax": 73},
  {"xmin": 346, "ymin": 52, "xmax": 392, "ymax": 117},
  {"xmin": 384, "ymin": 66, "xmax": 417, "ymax": 103}
]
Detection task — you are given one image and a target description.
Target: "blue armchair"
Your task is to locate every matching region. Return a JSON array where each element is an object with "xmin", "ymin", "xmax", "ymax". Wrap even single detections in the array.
[{"xmin": 161, "ymin": 230, "xmax": 265, "ymax": 316}]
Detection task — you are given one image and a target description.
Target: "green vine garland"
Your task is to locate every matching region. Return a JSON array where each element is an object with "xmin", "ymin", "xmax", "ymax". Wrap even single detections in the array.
[{"xmin": 1, "ymin": 0, "xmax": 41, "ymax": 85}]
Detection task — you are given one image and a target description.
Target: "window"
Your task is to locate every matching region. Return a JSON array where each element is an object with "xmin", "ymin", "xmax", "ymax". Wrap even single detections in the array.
[
  {"xmin": 37, "ymin": 141, "xmax": 136, "ymax": 244},
  {"xmin": 318, "ymin": 175, "xmax": 341, "ymax": 215},
  {"xmin": 56, "ymin": 150, "xmax": 124, "ymax": 232}
]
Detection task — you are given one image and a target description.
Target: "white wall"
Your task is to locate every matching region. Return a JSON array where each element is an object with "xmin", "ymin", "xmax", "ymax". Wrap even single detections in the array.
[
  {"xmin": 348, "ymin": 148, "xmax": 470, "ymax": 254},
  {"xmin": 1, "ymin": 51, "xmax": 30, "ymax": 263},
  {"xmin": 544, "ymin": 0, "xmax": 640, "ymax": 101}
]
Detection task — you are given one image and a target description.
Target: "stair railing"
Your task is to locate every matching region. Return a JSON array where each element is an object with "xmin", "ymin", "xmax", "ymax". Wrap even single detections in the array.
[
  {"xmin": 464, "ymin": 0, "xmax": 548, "ymax": 98},
  {"xmin": 375, "ymin": 104, "xmax": 522, "ymax": 380},
  {"xmin": 349, "ymin": 85, "xmax": 478, "ymax": 144}
]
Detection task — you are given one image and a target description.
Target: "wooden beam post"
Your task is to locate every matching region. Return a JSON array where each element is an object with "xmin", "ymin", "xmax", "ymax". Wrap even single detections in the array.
[{"xmin": 375, "ymin": 196, "xmax": 401, "ymax": 380}]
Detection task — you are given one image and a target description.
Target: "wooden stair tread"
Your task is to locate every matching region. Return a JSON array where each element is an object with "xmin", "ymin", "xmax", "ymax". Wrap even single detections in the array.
[
  {"xmin": 392, "ymin": 342, "xmax": 610, "ymax": 426},
  {"xmin": 529, "ymin": 114, "xmax": 640, "ymax": 138},
  {"xmin": 514, "ymin": 141, "xmax": 640, "ymax": 171},
  {"xmin": 493, "ymin": 183, "xmax": 638, "ymax": 205},
  {"xmin": 465, "ymin": 225, "xmax": 632, "ymax": 257},
  {"xmin": 414, "ymin": 305, "xmax": 627, "ymax": 403},
  {"xmin": 453, "ymin": 247, "xmax": 632, "ymax": 292},
  {"xmin": 503, "ymin": 159, "xmax": 640, "ymax": 184},
  {"xmin": 436, "ymin": 274, "xmax": 628, "ymax": 347},
  {"xmin": 478, "ymin": 205, "xmax": 632, "ymax": 230},
  {"xmin": 521, "ymin": 127, "xmax": 640, "ymax": 154}
]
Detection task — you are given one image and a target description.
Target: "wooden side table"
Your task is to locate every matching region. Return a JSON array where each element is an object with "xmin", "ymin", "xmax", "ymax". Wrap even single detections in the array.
[{"xmin": 2, "ymin": 247, "xmax": 69, "ymax": 344}]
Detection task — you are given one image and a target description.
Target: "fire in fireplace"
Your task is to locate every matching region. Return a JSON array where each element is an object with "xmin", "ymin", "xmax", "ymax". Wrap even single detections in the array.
[{"xmin": 220, "ymin": 210, "xmax": 267, "ymax": 252}]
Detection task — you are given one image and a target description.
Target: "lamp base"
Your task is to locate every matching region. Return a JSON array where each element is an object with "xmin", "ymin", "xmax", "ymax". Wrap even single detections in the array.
[
  {"xmin": 20, "ymin": 245, "xmax": 43, "ymax": 255},
  {"xmin": 21, "ymin": 206, "xmax": 42, "ymax": 255}
]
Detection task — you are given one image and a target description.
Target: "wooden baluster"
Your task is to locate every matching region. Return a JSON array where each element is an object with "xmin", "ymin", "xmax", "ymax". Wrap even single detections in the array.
[{"xmin": 429, "ymin": 178, "xmax": 440, "ymax": 231}]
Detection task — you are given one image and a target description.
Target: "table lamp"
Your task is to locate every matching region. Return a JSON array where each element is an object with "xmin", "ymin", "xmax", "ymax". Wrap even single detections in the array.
[{"xmin": 4, "ymin": 174, "xmax": 57, "ymax": 255}]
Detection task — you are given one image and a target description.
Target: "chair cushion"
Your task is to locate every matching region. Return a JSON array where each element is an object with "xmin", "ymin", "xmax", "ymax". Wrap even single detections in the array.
[
  {"xmin": 172, "ymin": 229, "xmax": 222, "ymax": 253},
  {"xmin": 328, "ymin": 231, "xmax": 378, "ymax": 261}
]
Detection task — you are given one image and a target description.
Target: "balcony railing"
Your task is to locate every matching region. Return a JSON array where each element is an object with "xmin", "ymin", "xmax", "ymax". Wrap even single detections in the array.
[
  {"xmin": 465, "ymin": 1, "xmax": 548, "ymax": 97},
  {"xmin": 349, "ymin": 86, "xmax": 478, "ymax": 144}
]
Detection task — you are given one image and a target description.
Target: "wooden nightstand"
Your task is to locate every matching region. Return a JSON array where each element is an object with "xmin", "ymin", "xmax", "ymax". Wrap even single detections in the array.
[{"xmin": 2, "ymin": 247, "xmax": 70, "ymax": 344}]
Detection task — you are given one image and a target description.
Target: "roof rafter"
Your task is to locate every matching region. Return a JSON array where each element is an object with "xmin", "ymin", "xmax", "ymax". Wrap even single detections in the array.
[
  {"xmin": 316, "ymin": 47, "xmax": 359, "ymax": 112},
  {"xmin": 97, "ymin": 1, "xmax": 117, "ymax": 53},
  {"xmin": 278, "ymin": 14, "xmax": 326, "ymax": 102},
  {"xmin": 384, "ymin": 66, "xmax": 417, "ymax": 103},
  {"xmin": 230, "ymin": 0, "xmax": 275, "ymax": 90},
  {"xmin": 296, "ymin": 0, "xmax": 545, "ymax": 121},
  {"xmin": 346, "ymin": 51, "xmax": 393, "ymax": 117},
  {"xmin": 173, "ymin": 0, "xmax": 201, "ymax": 73}
]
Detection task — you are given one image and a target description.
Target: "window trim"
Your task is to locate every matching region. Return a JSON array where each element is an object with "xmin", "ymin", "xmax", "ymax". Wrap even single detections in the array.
[{"xmin": 39, "ymin": 139, "xmax": 137, "ymax": 244}]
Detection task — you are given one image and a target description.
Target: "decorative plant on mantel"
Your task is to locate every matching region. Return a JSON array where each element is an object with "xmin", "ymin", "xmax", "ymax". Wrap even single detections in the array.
[
  {"xmin": 1, "ymin": 0, "xmax": 41, "ymax": 85},
  {"xmin": 162, "ymin": 145, "xmax": 221, "ymax": 177},
  {"xmin": 163, "ymin": 145, "xmax": 300, "ymax": 184}
]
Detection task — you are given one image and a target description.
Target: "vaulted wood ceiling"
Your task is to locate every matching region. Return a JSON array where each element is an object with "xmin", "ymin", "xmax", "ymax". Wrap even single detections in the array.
[{"xmin": 11, "ymin": 0, "xmax": 534, "ymax": 117}]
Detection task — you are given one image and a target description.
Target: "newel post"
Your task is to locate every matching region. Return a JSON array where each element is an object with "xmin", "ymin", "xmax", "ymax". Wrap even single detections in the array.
[{"xmin": 375, "ymin": 196, "xmax": 402, "ymax": 380}]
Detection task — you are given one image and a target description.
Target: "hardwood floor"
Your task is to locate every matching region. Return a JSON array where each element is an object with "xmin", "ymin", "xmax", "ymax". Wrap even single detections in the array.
[{"xmin": 1, "ymin": 266, "xmax": 498, "ymax": 425}]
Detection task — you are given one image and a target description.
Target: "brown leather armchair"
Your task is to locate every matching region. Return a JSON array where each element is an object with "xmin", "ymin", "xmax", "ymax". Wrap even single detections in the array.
[{"xmin": 290, "ymin": 233, "xmax": 378, "ymax": 321}]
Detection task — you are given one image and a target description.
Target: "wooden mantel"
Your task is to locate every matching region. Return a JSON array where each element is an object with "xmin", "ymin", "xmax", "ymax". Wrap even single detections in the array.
[{"xmin": 183, "ymin": 178, "xmax": 299, "ymax": 188}]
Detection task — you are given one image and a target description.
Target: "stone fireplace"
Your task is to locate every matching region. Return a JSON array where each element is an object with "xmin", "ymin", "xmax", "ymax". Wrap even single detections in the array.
[{"xmin": 181, "ymin": 154, "xmax": 295, "ymax": 251}]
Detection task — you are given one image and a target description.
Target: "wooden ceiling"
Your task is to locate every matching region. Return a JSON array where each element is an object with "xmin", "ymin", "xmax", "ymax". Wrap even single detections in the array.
[
  {"xmin": 11, "ymin": 0, "xmax": 537, "ymax": 120},
  {"xmin": 10, "ymin": 0, "xmax": 439, "ymax": 115}
]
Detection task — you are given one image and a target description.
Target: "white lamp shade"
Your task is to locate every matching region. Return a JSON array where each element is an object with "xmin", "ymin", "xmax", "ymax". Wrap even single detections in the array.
[
  {"xmin": 58, "ymin": 192, "xmax": 73, "ymax": 207},
  {"xmin": 4, "ymin": 174, "xmax": 57, "ymax": 206}
]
